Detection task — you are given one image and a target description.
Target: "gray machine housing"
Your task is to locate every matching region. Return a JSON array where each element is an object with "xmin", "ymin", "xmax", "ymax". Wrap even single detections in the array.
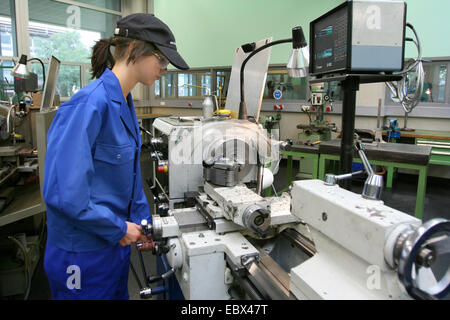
[
  {"xmin": 152, "ymin": 117, "xmax": 262, "ymax": 208},
  {"xmin": 152, "ymin": 117, "xmax": 203, "ymax": 208},
  {"xmin": 310, "ymin": 0, "xmax": 406, "ymax": 75}
]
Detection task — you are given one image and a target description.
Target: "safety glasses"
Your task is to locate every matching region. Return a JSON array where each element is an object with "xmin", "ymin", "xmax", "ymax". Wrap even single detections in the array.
[{"xmin": 153, "ymin": 52, "xmax": 170, "ymax": 69}]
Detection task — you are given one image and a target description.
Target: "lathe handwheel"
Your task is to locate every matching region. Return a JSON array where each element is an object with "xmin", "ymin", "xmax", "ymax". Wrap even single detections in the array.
[{"xmin": 397, "ymin": 218, "xmax": 450, "ymax": 300}]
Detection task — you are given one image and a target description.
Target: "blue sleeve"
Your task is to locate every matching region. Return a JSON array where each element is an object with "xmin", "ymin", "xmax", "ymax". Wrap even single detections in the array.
[
  {"xmin": 130, "ymin": 160, "xmax": 152, "ymax": 224},
  {"xmin": 43, "ymin": 103, "xmax": 127, "ymax": 245}
]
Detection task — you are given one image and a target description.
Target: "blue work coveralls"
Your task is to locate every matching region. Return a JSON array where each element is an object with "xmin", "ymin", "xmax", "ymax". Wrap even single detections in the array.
[{"xmin": 42, "ymin": 68, "xmax": 151, "ymax": 299}]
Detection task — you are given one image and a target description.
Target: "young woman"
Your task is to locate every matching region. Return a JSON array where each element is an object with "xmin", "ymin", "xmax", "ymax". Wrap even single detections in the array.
[{"xmin": 42, "ymin": 13, "xmax": 189, "ymax": 299}]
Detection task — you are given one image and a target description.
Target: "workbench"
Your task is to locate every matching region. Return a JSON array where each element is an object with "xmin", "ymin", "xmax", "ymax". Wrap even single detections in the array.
[
  {"xmin": 0, "ymin": 183, "xmax": 45, "ymax": 227},
  {"xmin": 382, "ymin": 129, "xmax": 450, "ymax": 166},
  {"xmin": 281, "ymin": 144, "xmax": 320, "ymax": 190}
]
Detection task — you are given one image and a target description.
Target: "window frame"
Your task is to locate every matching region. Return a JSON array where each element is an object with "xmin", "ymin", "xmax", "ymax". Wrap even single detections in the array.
[
  {"xmin": 151, "ymin": 67, "xmax": 221, "ymax": 108},
  {"xmin": 7, "ymin": 0, "xmax": 123, "ymax": 100},
  {"xmin": 150, "ymin": 60, "xmax": 450, "ymax": 119},
  {"xmin": 51, "ymin": 0, "xmax": 122, "ymax": 16},
  {"xmin": 384, "ymin": 57, "xmax": 450, "ymax": 119}
]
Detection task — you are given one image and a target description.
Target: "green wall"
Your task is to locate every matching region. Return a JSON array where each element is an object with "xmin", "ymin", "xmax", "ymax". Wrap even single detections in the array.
[
  {"xmin": 404, "ymin": 0, "xmax": 450, "ymax": 59},
  {"xmin": 154, "ymin": 0, "xmax": 450, "ymax": 69}
]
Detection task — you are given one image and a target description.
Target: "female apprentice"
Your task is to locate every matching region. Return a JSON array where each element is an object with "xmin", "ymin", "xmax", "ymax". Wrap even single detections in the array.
[{"xmin": 42, "ymin": 13, "xmax": 189, "ymax": 299}]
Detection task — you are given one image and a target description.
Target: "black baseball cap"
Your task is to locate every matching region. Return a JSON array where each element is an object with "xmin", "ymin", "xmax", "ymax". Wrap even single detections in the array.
[{"xmin": 114, "ymin": 13, "xmax": 189, "ymax": 70}]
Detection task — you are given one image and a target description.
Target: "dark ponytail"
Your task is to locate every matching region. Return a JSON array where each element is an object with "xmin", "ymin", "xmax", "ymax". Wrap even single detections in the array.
[
  {"xmin": 90, "ymin": 36, "xmax": 157, "ymax": 79},
  {"xmin": 90, "ymin": 38, "xmax": 115, "ymax": 79}
]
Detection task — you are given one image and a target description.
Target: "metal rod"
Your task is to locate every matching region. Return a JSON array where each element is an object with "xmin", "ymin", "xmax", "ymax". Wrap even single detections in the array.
[
  {"xmin": 129, "ymin": 261, "xmax": 143, "ymax": 289},
  {"xmin": 377, "ymin": 98, "xmax": 382, "ymax": 129},
  {"xmin": 282, "ymin": 229, "xmax": 316, "ymax": 257},
  {"xmin": 228, "ymin": 266, "xmax": 264, "ymax": 300},
  {"xmin": 256, "ymin": 164, "xmax": 264, "ymax": 195},
  {"xmin": 271, "ymin": 184, "xmax": 278, "ymax": 197},
  {"xmin": 137, "ymin": 248, "xmax": 150, "ymax": 287},
  {"xmin": 404, "ymin": 111, "xmax": 409, "ymax": 129},
  {"xmin": 154, "ymin": 177, "xmax": 169, "ymax": 202},
  {"xmin": 339, "ymin": 77, "xmax": 359, "ymax": 190},
  {"xmin": 355, "ymin": 143, "xmax": 374, "ymax": 176}
]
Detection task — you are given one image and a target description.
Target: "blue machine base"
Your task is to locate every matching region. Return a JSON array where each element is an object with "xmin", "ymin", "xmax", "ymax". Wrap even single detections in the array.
[{"xmin": 156, "ymin": 255, "xmax": 184, "ymax": 300}]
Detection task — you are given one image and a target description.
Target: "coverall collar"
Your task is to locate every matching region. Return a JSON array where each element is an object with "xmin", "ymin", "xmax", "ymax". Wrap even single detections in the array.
[
  {"xmin": 100, "ymin": 68, "xmax": 139, "ymax": 144},
  {"xmin": 100, "ymin": 67, "xmax": 130, "ymax": 104}
]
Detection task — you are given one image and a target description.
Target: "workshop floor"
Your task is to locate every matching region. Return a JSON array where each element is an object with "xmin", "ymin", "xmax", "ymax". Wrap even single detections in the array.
[{"xmin": 25, "ymin": 158, "xmax": 449, "ymax": 300}]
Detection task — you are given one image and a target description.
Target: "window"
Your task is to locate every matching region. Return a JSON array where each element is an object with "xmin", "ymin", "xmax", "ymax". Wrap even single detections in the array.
[
  {"xmin": 0, "ymin": 1, "xmax": 17, "ymax": 99},
  {"xmin": 159, "ymin": 73, "xmax": 176, "ymax": 99},
  {"xmin": 0, "ymin": 60, "xmax": 15, "ymax": 101},
  {"xmin": 154, "ymin": 77, "xmax": 160, "ymax": 97},
  {"xmin": 178, "ymin": 72, "xmax": 211, "ymax": 97},
  {"xmin": 84, "ymin": 65, "xmax": 94, "ymax": 86},
  {"xmin": 386, "ymin": 60, "xmax": 450, "ymax": 106},
  {"xmin": 156, "ymin": 71, "xmax": 214, "ymax": 99},
  {"xmin": 216, "ymin": 70, "xmax": 230, "ymax": 96},
  {"xmin": 0, "ymin": 1, "xmax": 18, "ymax": 57},
  {"xmin": 216, "ymin": 70, "xmax": 231, "ymax": 108},
  {"xmin": 75, "ymin": 0, "xmax": 121, "ymax": 11},
  {"xmin": 28, "ymin": 0, "xmax": 121, "ymax": 98},
  {"xmin": 422, "ymin": 63, "xmax": 447, "ymax": 103},
  {"xmin": 263, "ymin": 69, "xmax": 307, "ymax": 100},
  {"xmin": 178, "ymin": 73, "xmax": 196, "ymax": 97}
]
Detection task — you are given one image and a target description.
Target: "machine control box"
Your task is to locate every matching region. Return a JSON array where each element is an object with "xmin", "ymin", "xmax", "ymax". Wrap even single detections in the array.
[{"xmin": 309, "ymin": 0, "xmax": 406, "ymax": 76}]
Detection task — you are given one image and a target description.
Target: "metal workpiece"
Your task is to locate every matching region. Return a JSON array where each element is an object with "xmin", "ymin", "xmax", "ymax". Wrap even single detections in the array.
[
  {"xmin": 255, "ymin": 164, "xmax": 264, "ymax": 195},
  {"xmin": 151, "ymin": 215, "xmax": 163, "ymax": 240},
  {"xmin": 202, "ymin": 135, "xmax": 259, "ymax": 186},
  {"xmin": 203, "ymin": 157, "xmax": 241, "ymax": 187},
  {"xmin": 242, "ymin": 204, "xmax": 271, "ymax": 238}
]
